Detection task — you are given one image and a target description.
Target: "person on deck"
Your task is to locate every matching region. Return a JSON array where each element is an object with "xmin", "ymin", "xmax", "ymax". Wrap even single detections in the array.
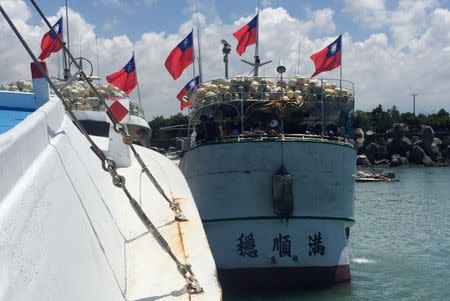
[
  {"xmin": 267, "ymin": 119, "xmax": 282, "ymax": 136},
  {"xmin": 205, "ymin": 115, "xmax": 221, "ymax": 141},
  {"xmin": 252, "ymin": 120, "xmax": 266, "ymax": 136},
  {"xmin": 225, "ymin": 115, "xmax": 242, "ymax": 136},
  {"xmin": 195, "ymin": 114, "xmax": 208, "ymax": 142}
]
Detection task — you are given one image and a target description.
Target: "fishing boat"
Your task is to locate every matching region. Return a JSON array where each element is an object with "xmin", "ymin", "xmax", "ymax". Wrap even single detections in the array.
[
  {"xmin": 177, "ymin": 15, "xmax": 356, "ymax": 288},
  {"xmin": 179, "ymin": 74, "xmax": 356, "ymax": 290},
  {"xmin": 0, "ymin": 3, "xmax": 221, "ymax": 300}
]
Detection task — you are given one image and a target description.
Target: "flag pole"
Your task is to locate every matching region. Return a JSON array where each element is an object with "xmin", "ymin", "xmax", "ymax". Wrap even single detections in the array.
[
  {"xmin": 96, "ymin": 36, "xmax": 100, "ymax": 82},
  {"xmin": 57, "ymin": 51, "xmax": 61, "ymax": 79},
  {"xmin": 64, "ymin": 0, "xmax": 71, "ymax": 77},
  {"xmin": 133, "ymin": 51, "xmax": 144, "ymax": 117},
  {"xmin": 195, "ymin": 0, "xmax": 203, "ymax": 83},
  {"xmin": 192, "ymin": 29, "xmax": 196, "ymax": 80},
  {"xmin": 254, "ymin": 10, "xmax": 260, "ymax": 77},
  {"xmin": 61, "ymin": 16, "xmax": 69, "ymax": 80},
  {"xmin": 321, "ymin": 78, "xmax": 325, "ymax": 133},
  {"xmin": 65, "ymin": 0, "xmax": 70, "ymax": 54},
  {"xmin": 340, "ymin": 34, "xmax": 342, "ymax": 102},
  {"xmin": 297, "ymin": 38, "xmax": 301, "ymax": 75}
]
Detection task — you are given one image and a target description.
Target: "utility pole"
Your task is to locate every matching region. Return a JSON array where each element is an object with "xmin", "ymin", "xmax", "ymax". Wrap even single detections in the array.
[{"xmin": 410, "ymin": 93, "xmax": 419, "ymax": 115}]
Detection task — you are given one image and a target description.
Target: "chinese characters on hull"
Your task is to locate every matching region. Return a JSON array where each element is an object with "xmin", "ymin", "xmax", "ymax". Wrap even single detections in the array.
[
  {"xmin": 272, "ymin": 233, "xmax": 291, "ymax": 258},
  {"xmin": 235, "ymin": 231, "xmax": 326, "ymax": 260},
  {"xmin": 236, "ymin": 233, "xmax": 258, "ymax": 257},
  {"xmin": 272, "ymin": 233, "xmax": 299, "ymax": 263},
  {"xmin": 308, "ymin": 232, "xmax": 325, "ymax": 256}
]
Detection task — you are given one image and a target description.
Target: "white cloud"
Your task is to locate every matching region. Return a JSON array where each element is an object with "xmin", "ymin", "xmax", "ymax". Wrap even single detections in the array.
[
  {"xmin": 0, "ymin": 1, "xmax": 449, "ymax": 119},
  {"xmin": 389, "ymin": 0, "xmax": 439, "ymax": 49},
  {"xmin": 102, "ymin": 18, "xmax": 118, "ymax": 31},
  {"xmin": 307, "ymin": 8, "xmax": 336, "ymax": 34},
  {"xmin": 343, "ymin": 0, "xmax": 387, "ymax": 29},
  {"xmin": 344, "ymin": 0, "xmax": 440, "ymax": 49}
]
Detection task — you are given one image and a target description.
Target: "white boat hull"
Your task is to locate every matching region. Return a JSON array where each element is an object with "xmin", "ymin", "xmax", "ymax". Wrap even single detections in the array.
[
  {"xmin": 180, "ymin": 139, "xmax": 356, "ymax": 289},
  {"xmin": 0, "ymin": 95, "xmax": 221, "ymax": 300}
]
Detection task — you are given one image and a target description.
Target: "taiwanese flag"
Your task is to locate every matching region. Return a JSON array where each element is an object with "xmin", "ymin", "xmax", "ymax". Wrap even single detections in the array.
[
  {"xmin": 177, "ymin": 76, "xmax": 200, "ymax": 110},
  {"xmin": 310, "ymin": 35, "xmax": 342, "ymax": 78},
  {"xmin": 233, "ymin": 13, "xmax": 258, "ymax": 56},
  {"xmin": 38, "ymin": 17, "xmax": 63, "ymax": 61},
  {"xmin": 106, "ymin": 55, "xmax": 138, "ymax": 95},
  {"xmin": 165, "ymin": 32, "xmax": 194, "ymax": 80}
]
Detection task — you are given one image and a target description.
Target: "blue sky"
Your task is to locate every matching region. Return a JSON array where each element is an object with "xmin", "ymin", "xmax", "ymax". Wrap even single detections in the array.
[
  {"xmin": 1, "ymin": 0, "xmax": 450, "ymax": 117},
  {"xmin": 38, "ymin": 0, "xmax": 448, "ymax": 35},
  {"xmin": 32, "ymin": 0, "xmax": 415, "ymax": 44}
]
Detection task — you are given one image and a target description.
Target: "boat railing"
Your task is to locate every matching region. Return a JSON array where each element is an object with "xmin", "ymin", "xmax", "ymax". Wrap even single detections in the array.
[
  {"xmin": 185, "ymin": 76, "xmax": 355, "ymax": 142},
  {"xmin": 187, "ymin": 132, "xmax": 354, "ymax": 150}
]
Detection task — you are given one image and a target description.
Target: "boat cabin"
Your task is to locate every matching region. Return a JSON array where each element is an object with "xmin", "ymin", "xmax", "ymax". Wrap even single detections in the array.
[{"xmin": 186, "ymin": 76, "xmax": 355, "ymax": 148}]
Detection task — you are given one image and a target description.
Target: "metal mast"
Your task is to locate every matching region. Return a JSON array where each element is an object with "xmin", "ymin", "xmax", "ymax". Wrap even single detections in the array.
[
  {"xmin": 240, "ymin": 10, "xmax": 271, "ymax": 76},
  {"xmin": 195, "ymin": 0, "xmax": 203, "ymax": 82},
  {"xmin": 63, "ymin": 0, "xmax": 71, "ymax": 79}
]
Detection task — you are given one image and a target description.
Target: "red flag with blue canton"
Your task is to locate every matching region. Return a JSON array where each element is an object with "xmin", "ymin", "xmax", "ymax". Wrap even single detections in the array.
[
  {"xmin": 233, "ymin": 14, "xmax": 258, "ymax": 56},
  {"xmin": 310, "ymin": 35, "xmax": 342, "ymax": 78},
  {"xmin": 38, "ymin": 17, "xmax": 63, "ymax": 61},
  {"xmin": 177, "ymin": 76, "xmax": 200, "ymax": 110},
  {"xmin": 106, "ymin": 55, "xmax": 138, "ymax": 95},
  {"xmin": 165, "ymin": 32, "xmax": 194, "ymax": 80}
]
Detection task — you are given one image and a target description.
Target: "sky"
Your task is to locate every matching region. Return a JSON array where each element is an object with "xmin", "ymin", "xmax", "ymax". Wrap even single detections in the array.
[{"xmin": 0, "ymin": 0, "xmax": 449, "ymax": 120}]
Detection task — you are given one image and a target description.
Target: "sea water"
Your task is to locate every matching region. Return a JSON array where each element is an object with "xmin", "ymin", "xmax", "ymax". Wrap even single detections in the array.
[{"xmin": 226, "ymin": 166, "xmax": 450, "ymax": 300}]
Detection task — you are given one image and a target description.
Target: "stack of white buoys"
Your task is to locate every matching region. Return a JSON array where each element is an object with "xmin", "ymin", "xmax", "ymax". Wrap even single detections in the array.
[
  {"xmin": 0, "ymin": 80, "xmax": 143, "ymax": 117},
  {"xmin": 191, "ymin": 75, "xmax": 354, "ymax": 109},
  {"xmin": 0, "ymin": 80, "xmax": 33, "ymax": 92}
]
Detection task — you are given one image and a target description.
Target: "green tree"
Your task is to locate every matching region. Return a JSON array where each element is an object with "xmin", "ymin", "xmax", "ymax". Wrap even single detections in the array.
[
  {"xmin": 388, "ymin": 105, "xmax": 400, "ymax": 123},
  {"xmin": 426, "ymin": 108, "xmax": 450, "ymax": 132},
  {"xmin": 369, "ymin": 104, "xmax": 393, "ymax": 133},
  {"xmin": 148, "ymin": 113, "xmax": 189, "ymax": 139},
  {"xmin": 400, "ymin": 112, "xmax": 426, "ymax": 132},
  {"xmin": 354, "ymin": 110, "xmax": 371, "ymax": 130},
  {"xmin": 148, "ymin": 115, "xmax": 169, "ymax": 139}
]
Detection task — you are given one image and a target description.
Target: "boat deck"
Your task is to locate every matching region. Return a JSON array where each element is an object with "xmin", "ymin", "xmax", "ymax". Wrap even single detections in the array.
[{"xmin": 0, "ymin": 107, "xmax": 33, "ymax": 133}]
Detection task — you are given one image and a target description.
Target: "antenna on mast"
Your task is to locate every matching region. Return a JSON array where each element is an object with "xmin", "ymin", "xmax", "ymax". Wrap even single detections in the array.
[
  {"xmin": 62, "ymin": 0, "xmax": 71, "ymax": 80},
  {"xmin": 65, "ymin": 0, "xmax": 70, "ymax": 54},
  {"xmin": 195, "ymin": 0, "xmax": 203, "ymax": 82}
]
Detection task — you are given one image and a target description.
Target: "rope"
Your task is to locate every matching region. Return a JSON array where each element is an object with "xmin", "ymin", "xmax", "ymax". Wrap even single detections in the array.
[
  {"xmin": 0, "ymin": 3, "xmax": 201, "ymax": 294},
  {"xmin": 30, "ymin": 0, "xmax": 188, "ymax": 222}
]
